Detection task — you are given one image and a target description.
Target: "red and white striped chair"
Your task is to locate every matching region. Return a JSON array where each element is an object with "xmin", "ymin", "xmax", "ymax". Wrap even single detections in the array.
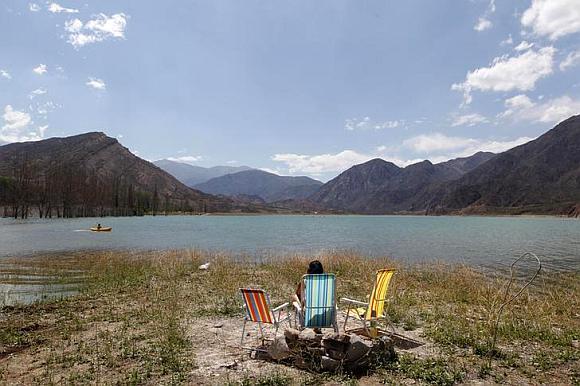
[{"xmin": 239, "ymin": 288, "xmax": 291, "ymax": 347}]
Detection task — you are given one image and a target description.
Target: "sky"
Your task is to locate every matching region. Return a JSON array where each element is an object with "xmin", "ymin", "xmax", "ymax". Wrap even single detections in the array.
[{"xmin": 1, "ymin": 0, "xmax": 580, "ymax": 181}]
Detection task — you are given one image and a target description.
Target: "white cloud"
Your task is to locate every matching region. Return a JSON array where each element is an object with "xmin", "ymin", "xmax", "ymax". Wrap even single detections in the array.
[
  {"xmin": 474, "ymin": 17, "xmax": 492, "ymax": 32},
  {"xmin": 65, "ymin": 13, "xmax": 128, "ymax": 49},
  {"xmin": 345, "ymin": 117, "xmax": 402, "ymax": 130},
  {"xmin": 272, "ymin": 150, "xmax": 373, "ymax": 174},
  {"xmin": 86, "ymin": 77, "xmax": 106, "ymax": 90},
  {"xmin": 167, "ymin": 156, "xmax": 203, "ymax": 164},
  {"xmin": 32, "ymin": 64, "xmax": 47, "ymax": 75},
  {"xmin": 474, "ymin": 0, "xmax": 496, "ymax": 32},
  {"xmin": 48, "ymin": 2, "xmax": 78, "ymax": 13},
  {"xmin": 404, "ymin": 133, "xmax": 477, "ymax": 153},
  {"xmin": 514, "ymin": 41, "xmax": 534, "ymax": 51},
  {"xmin": 404, "ymin": 132, "xmax": 534, "ymax": 158},
  {"xmin": 259, "ymin": 167, "xmax": 282, "ymax": 175},
  {"xmin": 499, "ymin": 94, "xmax": 580, "ymax": 124},
  {"xmin": 560, "ymin": 50, "xmax": 580, "ymax": 71},
  {"xmin": 28, "ymin": 3, "xmax": 41, "ymax": 12},
  {"xmin": 521, "ymin": 0, "xmax": 580, "ymax": 40},
  {"xmin": 29, "ymin": 88, "xmax": 47, "ymax": 98},
  {"xmin": 0, "ymin": 69, "xmax": 11, "ymax": 80},
  {"xmin": 452, "ymin": 47, "xmax": 555, "ymax": 104},
  {"xmin": 500, "ymin": 34, "xmax": 514, "ymax": 46},
  {"xmin": 450, "ymin": 113, "xmax": 488, "ymax": 127},
  {"xmin": 0, "ymin": 105, "xmax": 45, "ymax": 143}
]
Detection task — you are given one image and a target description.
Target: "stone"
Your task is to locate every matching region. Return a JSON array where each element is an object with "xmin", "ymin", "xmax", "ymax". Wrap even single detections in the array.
[
  {"xmin": 572, "ymin": 340, "xmax": 579, "ymax": 348},
  {"xmin": 322, "ymin": 334, "xmax": 350, "ymax": 352},
  {"xmin": 321, "ymin": 355, "xmax": 341, "ymax": 372},
  {"xmin": 284, "ymin": 328, "xmax": 301, "ymax": 347},
  {"xmin": 294, "ymin": 357, "xmax": 309, "ymax": 370},
  {"xmin": 298, "ymin": 329, "xmax": 321, "ymax": 342},
  {"xmin": 268, "ymin": 337, "xmax": 292, "ymax": 361},
  {"xmin": 344, "ymin": 334, "xmax": 373, "ymax": 363}
]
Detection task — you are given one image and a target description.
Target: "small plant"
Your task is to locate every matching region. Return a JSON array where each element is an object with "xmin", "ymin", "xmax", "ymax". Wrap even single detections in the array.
[{"xmin": 383, "ymin": 354, "xmax": 464, "ymax": 386}]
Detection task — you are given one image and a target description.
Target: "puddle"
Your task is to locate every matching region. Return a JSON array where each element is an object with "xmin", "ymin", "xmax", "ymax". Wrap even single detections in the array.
[
  {"xmin": 0, "ymin": 283, "xmax": 79, "ymax": 306},
  {"xmin": 0, "ymin": 263, "xmax": 83, "ymax": 306}
]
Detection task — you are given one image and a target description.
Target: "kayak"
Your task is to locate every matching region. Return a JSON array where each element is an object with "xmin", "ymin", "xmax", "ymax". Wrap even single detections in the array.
[{"xmin": 90, "ymin": 227, "xmax": 112, "ymax": 232}]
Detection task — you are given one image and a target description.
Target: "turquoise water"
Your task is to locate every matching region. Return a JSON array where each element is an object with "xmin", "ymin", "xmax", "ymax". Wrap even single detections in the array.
[{"xmin": 0, "ymin": 215, "xmax": 578, "ymax": 272}]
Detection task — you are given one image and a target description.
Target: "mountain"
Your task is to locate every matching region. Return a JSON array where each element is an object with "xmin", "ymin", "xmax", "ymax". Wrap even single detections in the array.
[
  {"xmin": 153, "ymin": 159, "xmax": 253, "ymax": 186},
  {"xmin": 428, "ymin": 115, "xmax": 580, "ymax": 215},
  {"xmin": 194, "ymin": 169, "xmax": 323, "ymax": 203},
  {"xmin": 308, "ymin": 152, "xmax": 495, "ymax": 213},
  {"xmin": 0, "ymin": 132, "xmax": 234, "ymax": 217}
]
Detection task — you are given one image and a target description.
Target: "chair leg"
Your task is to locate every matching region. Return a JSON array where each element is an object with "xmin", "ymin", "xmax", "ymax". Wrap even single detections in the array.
[
  {"xmin": 343, "ymin": 307, "xmax": 351, "ymax": 332},
  {"xmin": 258, "ymin": 322, "xmax": 265, "ymax": 344},
  {"xmin": 240, "ymin": 319, "xmax": 247, "ymax": 346}
]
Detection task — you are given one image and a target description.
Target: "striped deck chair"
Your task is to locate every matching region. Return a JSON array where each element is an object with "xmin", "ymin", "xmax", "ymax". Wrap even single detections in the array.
[
  {"xmin": 340, "ymin": 269, "xmax": 396, "ymax": 337},
  {"xmin": 240, "ymin": 288, "xmax": 290, "ymax": 347},
  {"xmin": 293, "ymin": 273, "xmax": 338, "ymax": 332}
]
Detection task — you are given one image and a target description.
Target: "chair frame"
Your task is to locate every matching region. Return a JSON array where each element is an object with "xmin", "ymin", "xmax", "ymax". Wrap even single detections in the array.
[
  {"xmin": 293, "ymin": 273, "xmax": 339, "ymax": 333},
  {"xmin": 239, "ymin": 288, "xmax": 291, "ymax": 347},
  {"xmin": 340, "ymin": 269, "xmax": 396, "ymax": 337}
]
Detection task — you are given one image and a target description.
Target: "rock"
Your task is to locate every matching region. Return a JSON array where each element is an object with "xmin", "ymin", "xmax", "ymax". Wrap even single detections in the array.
[
  {"xmin": 268, "ymin": 337, "xmax": 292, "ymax": 361},
  {"xmin": 321, "ymin": 355, "xmax": 341, "ymax": 372},
  {"xmin": 284, "ymin": 328, "xmax": 301, "ymax": 347},
  {"xmin": 213, "ymin": 322, "xmax": 224, "ymax": 328},
  {"xmin": 344, "ymin": 334, "xmax": 373, "ymax": 363},
  {"xmin": 298, "ymin": 329, "xmax": 321, "ymax": 342},
  {"xmin": 322, "ymin": 334, "xmax": 350, "ymax": 360},
  {"xmin": 322, "ymin": 333, "xmax": 350, "ymax": 346},
  {"xmin": 572, "ymin": 339, "xmax": 579, "ymax": 348},
  {"xmin": 294, "ymin": 357, "xmax": 309, "ymax": 369}
]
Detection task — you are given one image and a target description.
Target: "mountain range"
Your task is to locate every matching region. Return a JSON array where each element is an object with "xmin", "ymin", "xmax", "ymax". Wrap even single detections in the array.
[
  {"xmin": 0, "ymin": 132, "xmax": 234, "ymax": 217},
  {"xmin": 307, "ymin": 152, "xmax": 496, "ymax": 213},
  {"xmin": 306, "ymin": 115, "xmax": 580, "ymax": 216},
  {"xmin": 193, "ymin": 169, "xmax": 323, "ymax": 203},
  {"xmin": 152, "ymin": 159, "xmax": 253, "ymax": 186},
  {"xmin": 1, "ymin": 115, "xmax": 579, "ymax": 218}
]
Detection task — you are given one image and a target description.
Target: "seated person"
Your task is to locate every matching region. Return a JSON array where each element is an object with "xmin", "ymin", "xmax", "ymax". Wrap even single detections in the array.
[{"xmin": 294, "ymin": 260, "xmax": 324, "ymax": 305}]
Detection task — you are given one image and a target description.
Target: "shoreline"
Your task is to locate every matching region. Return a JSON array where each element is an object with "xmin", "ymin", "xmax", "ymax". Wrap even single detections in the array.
[{"xmin": 0, "ymin": 250, "xmax": 578, "ymax": 385}]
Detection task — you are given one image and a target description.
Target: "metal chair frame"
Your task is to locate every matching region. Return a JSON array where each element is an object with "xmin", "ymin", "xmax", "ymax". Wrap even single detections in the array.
[{"xmin": 239, "ymin": 288, "xmax": 291, "ymax": 347}]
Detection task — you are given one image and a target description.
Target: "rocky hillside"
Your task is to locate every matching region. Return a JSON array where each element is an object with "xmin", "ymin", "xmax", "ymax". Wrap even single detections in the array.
[
  {"xmin": 428, "ymin": 115, "xmax": 580, "ymax": 215},
  {"xmin": 153, "ymin": 159, "xmax": 253, "ymax": 186},
  {"xmin": 0, "ymin": 132, "xmax": 233, "ymax": 216},
  {"xmin": 309, "ymin": 152, "xmax": 495, "ymax": 213},
  {"xmin": 194, "ymin": 169, "xmax": 323, "ymax": 203}
]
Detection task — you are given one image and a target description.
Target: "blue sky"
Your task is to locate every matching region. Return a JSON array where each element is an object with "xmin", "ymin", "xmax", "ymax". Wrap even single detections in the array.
[{"xmin": 1, "ymin": 0, "xmax": 579, "ymax": 181}]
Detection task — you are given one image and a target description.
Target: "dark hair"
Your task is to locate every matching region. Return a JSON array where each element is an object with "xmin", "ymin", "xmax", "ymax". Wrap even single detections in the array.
[{"xmin": 307, "ymin": 260, "xmax": 324, "ymax": 274}]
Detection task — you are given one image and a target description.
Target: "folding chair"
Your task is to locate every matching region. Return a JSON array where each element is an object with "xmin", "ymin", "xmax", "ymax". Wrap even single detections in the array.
[
  {"xmin": 240, "ymin": 288, "xmax": 290, "ymax": 347},
  {"xmin": 340, "ymin": 268, "xmax": 396, "ymax": 337},
  {"xmin": 293, "ymin": 273, "xmax": 338, "ymax": 332}
]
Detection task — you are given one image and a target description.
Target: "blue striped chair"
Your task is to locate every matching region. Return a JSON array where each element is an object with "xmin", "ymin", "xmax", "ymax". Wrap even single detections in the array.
[{"xmin": 293, "ymin": 273, "xmax": 338, "ymax": 332}]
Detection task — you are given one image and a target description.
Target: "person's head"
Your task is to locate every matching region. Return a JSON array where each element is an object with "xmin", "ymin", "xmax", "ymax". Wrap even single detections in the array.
[{"xmin": 307, "ymin": 260, "xmax": 324, "ymax": 274}]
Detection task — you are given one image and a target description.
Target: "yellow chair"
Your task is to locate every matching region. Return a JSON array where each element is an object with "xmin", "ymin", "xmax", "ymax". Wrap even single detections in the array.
[{"xmin": 340, "ymin": 269, "xmax": 396, "ymax": 337}]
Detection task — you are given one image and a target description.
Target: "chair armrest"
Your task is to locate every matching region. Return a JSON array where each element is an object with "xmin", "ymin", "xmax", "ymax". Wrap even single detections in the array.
[
  {"xmin": 272, "ymin": 302, "xmax": 290, "ymax": 312},
  {"xmin": 340, "ymin": 297, "xmax": 369, "ymax": 306},
  {"xmin": 292, "ymin": 301, "xmax": 302, "ymax": 312}
]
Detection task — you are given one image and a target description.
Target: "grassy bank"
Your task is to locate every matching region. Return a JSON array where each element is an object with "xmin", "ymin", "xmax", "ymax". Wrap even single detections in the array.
[{"xmin": 0, "ymin": 250, "xmax": 578, "ymax": 385}]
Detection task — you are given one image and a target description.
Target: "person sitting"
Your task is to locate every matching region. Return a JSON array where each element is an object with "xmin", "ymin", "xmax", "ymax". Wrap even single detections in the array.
[{"xmin": 294, "ymin": 260, "xmax": 324, "ymax": 305}]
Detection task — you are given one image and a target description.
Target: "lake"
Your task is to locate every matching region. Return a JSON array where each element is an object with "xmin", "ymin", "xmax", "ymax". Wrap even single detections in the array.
[{"xmin": 1, "ymin": 215, "xmax": 579, "ymax": 272}]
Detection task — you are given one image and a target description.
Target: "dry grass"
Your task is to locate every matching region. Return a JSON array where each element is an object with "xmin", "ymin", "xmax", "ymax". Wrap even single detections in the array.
[{"xmin": 0, "ymin": 250, "xmax": 578, "ymax": 385}]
